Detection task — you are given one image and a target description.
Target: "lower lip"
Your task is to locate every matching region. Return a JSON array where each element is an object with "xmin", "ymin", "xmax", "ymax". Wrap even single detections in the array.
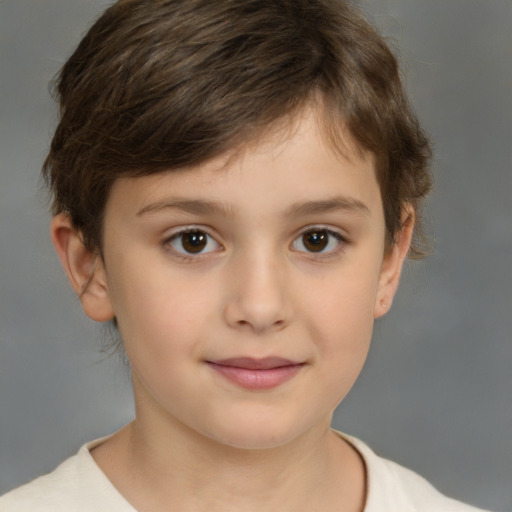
[{"xmin": 207, "ymin": 363, "xmax": 305, "ymax": 390}]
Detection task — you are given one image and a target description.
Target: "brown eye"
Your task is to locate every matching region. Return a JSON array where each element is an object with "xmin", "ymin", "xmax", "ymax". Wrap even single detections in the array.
[
  {"xmin": 303, "ymin": 231, "xmax": 329, "ymax": 252},
  {"xmin": 168, "ymin": 230, "xmax": 220, "ymax": 255},
  {"xmin": 182, "ymin": 232, "xmax": 207, "ymax": 253},
  {"xmin": 292, "ymin": 228, "xmax": 343, "ymax": 254}
]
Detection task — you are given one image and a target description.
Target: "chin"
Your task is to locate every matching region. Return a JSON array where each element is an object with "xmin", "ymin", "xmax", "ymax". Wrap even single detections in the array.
[
  {"xmin": 199, "ymin": 413, "xmax": 314, "ymax": 452},
  {"xmin": 215, "ymin": 431, "xmax": 298, "ymax": 451}
]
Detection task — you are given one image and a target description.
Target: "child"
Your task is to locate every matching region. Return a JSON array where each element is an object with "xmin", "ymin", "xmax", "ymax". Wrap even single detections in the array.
[{"xmin": 0, "ymin": 0, "xmax": 494, "ymax": 510}]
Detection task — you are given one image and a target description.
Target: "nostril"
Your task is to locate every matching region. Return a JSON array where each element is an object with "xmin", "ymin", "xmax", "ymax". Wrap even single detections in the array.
[
  {"xmin": 222, "ymin": 277, "xmax": 290, "ymax": 332},
  {"xmin": 228, "ymin": 311, "xmax": 288, "ymax": 333}
]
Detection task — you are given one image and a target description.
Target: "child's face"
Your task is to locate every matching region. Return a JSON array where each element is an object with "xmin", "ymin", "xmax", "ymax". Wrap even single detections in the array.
[{"xmin": 73, "ymin": 110, "xmax": 409, "ymax": 449}]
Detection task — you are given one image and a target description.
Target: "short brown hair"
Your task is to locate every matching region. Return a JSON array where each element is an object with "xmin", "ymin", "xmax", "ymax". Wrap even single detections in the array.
[{"xmin": 43, "ymin": 0, "xmax": 432, "ymax": 256}]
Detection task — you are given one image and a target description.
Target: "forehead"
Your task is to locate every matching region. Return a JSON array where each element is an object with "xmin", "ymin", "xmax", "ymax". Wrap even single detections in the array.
[{"xmin": 105, "ymin": 109, "xmax": 381, "ymax": 222}]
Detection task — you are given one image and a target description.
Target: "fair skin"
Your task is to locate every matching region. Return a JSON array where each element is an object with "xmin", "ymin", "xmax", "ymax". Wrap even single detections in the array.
[{"xmin": 51, "ymin": 109, "xmax": 413, "ymax": 512}]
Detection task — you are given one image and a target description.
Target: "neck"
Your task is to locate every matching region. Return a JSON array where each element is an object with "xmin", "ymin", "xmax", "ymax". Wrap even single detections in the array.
[
  {"xmin": 91, "ymin": 388, "xmax": 365, "ymax": 512},
  {"xmin": 133, "ymin": 412, "xmax": 332, "ymax": 493}
]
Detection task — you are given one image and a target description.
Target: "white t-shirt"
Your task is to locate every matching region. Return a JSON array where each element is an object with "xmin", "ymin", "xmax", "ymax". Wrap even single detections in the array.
[{"xmin": 0, "ymin": 432, "xmax": 492, "ymax": 512}]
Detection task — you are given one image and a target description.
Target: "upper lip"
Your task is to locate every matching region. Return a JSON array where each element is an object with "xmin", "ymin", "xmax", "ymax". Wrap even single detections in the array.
[{"xmin": 208, "ymin": 357, "xmax": 303, "ymax": 370}]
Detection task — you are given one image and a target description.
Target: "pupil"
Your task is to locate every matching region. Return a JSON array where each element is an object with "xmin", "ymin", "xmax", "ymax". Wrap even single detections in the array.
[
  {"xmin": 304, "ymin": 231, "xmax": 328, "ymax": 252},
  {"xmin": 183, "ymin": 232, "xmax": 207, "ymax": 253}
]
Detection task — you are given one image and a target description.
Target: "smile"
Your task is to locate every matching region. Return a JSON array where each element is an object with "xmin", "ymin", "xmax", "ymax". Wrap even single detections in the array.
[{"xmin": 206, "ymin": 357, "xmax": 306, "ymax": 391}]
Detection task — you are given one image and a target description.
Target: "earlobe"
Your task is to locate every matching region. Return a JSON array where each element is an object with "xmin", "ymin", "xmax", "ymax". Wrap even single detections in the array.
[
  {"xmin": 50, "ymin": 213, "xmax": 115, "ymax": 322},
  {"xmin": 374, "ymin": 207, "xmax": 415, "ymax": 318}
]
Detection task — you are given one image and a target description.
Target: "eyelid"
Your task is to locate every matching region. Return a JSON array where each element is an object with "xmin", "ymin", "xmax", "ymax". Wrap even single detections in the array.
[
  {"xmin": 163, "ymin": 225, "xmax": 223, "ymax": 259},
  {"xmin": 290, "ymin": 225, "xmax": 348, "ymax": 256},
  {"xmin": 292, "ymin": 224, "xmax": 348, "ymax": 241}
]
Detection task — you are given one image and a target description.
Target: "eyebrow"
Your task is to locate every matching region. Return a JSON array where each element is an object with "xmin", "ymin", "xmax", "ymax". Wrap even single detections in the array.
[
  {"xmin": 285, "ymin": 197, "xmax": 371, "ymax": 217},
  {"xmin": 136, "ymin": 199, "xmax": 233, "ymax": 217},
  {"xmin": 136, "ymin": 196, "xmax": 370, "ymax": 218}
]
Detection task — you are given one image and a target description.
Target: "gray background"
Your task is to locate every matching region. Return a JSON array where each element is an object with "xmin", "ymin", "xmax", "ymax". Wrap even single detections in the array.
[{"xmin": 0, "ymin": 1, "xmax": 510, "ymax": 510}]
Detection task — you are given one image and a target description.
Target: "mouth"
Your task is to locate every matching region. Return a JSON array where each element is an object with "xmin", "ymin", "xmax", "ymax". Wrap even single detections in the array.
[{"xmin": 206, "ymin": 357, "xmax": 306, "ymax": 390}]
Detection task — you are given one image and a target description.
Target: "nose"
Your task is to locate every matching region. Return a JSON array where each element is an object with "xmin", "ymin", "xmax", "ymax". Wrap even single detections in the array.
[{"xmin": 223, "ymin": 251, "xmax": 291, "ymax": 334}]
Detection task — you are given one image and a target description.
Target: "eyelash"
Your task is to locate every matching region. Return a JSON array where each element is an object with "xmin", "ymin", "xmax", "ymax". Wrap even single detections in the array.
[
  {"xmin": 163, "ymin": 227, "xmax": 222, "ymax": 261},
  {"xmin": 163, "ymin": 226, "xmax": 347, "ymax": 261},
  {"xmin": 291, "ymin": 227, "xmax": 347, "ymax": 259}
]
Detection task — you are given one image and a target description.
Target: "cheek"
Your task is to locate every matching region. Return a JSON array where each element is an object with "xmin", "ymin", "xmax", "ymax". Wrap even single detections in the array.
[
  {"xmin": 299, "ymin": 262, "xmax": 380, "ymax": 394},
  {"xmin": 111, "ymin": 277, "xmax": 213, "ymax": 408},
  {"xmin": 302, "ymin": 259, "xmax": 380, "ymax": 341},
  {"xmin": 107, "ymin": 263, "xmax": 217, "ymax": 363},
  {"xmin": 312, "ymin": 289, "xmax": 374, "ymax": 376}
]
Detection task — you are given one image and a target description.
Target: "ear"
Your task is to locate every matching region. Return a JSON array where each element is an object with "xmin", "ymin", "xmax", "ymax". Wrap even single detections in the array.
[
  {"xmin": 374, "ymin": 206, "xmax": 415, "ymax": 318},
  {"xmin": 51, "ymin": 213, "xmax": 115, "ymax": 322}
]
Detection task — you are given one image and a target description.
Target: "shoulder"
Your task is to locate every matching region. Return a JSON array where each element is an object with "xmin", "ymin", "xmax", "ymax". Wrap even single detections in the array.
[
  {"xmin": 1, "ymin": 452, "xmax": 83, "ymax": 512},
  {"xmin": 0, "ymin": 438, "xmax": 135, "ymax": 512},
  {"xmin": 336, "ymin": 432, "xmax": 494, "ymax": 512}
]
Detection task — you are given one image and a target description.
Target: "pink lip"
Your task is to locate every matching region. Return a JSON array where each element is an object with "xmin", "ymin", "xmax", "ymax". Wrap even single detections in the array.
[{"xmin": 207, "ymin": 357, "xmax": 305, "ymax": 390}]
